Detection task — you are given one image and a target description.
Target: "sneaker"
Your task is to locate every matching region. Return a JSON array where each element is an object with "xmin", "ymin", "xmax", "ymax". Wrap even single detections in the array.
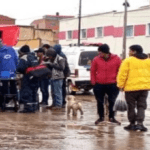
[
  {"xmin": 62, "ymin": 104, "xmax": 66, "ymax": 108},
  {"xmin": 51, "ymin": 106, "xmax": 62, "ymax": 110},
  {"xmin": 124, "ymin": 124, "xmax": 136, "ymax": 131},
  {"xmin": 40, "ymin": 102, "xmax": 48, "ymax": 105},
  {"xmin": 95, "ymin": 118, "xmax": 104, "ymax": 125},
  {"xmin": 46, "ymin": 105, "xmax": 54, "ymax": 109},
  {"xmin": 109, "ymin": 118, "xmax": 121, "ymax": 125},
  {"xmin": 135, "ymin": 124, "xmax": 148, "ymax": 132}
]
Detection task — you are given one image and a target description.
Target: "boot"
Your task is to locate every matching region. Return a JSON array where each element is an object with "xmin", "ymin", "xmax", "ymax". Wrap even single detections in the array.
[
  {"xmin": 124, "ymin": 124, "xmax": 136, "ymax": 131},
  {"xmin": 95, "ymin": 118, "xmax": 104, "ymax": 125}
]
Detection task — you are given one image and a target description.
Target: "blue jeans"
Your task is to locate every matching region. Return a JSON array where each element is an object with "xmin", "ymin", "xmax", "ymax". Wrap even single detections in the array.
[
  {"xmin": 51, "ymin": 79, "xmax": 63, "ymax": 107},
  {"xmin": 39, "ymin": 78, "xmax": 49, "ymax": 104}
]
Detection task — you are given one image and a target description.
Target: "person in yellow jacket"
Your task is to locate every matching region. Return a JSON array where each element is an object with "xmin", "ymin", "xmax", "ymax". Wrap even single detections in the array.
[{"xmin": 117, "ymin": 45, "xmax": 150, "ymax": 131}]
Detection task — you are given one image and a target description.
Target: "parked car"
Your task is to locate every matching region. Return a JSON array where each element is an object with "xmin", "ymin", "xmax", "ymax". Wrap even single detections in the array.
[{"xmin": 62, "ymin": 46, "xmax": 98, "ymax": 94}]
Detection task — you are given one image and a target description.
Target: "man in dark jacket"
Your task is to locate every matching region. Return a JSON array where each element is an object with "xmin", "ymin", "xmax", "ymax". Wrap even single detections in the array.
[
  {"xmin": 17, "ymin": 45, "xmax": 39, "ymax": 113},
  {"xmin": 53, "ymin": 44, "xmax": 70, "ymax": 108},
  {"xmin": 91, "ymin": 44, "xmax": 121, "ymax": 125},
  {"xmin": 42, "ymin": 48, "xmax": 65, "ymax": 109},
  {"xmin": 35, "ymin": 48, "xmax": 49, "ymax": 106}
]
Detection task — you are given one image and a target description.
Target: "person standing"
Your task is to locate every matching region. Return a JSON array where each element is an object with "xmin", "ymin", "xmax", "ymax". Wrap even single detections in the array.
[
  {"xmin": 91, "ymin": 44, "xmax": 121, "ymax": 125},
  {"xmin": 53, "ymin": 44, "xmax": 70, "ymax": 108},
  {"xmin": 42, "ymin": 48, "xmax": 65, "ymax": 110},
  {"xmin": 42, "ymin": 44, "xmax": 51, "ymax": 54},
  {"xmin": 35, "ymin": 48, "xmax": 49, "ymax": 106},
  {"xmin": 0, "ymin": 39, "xmax": 18, "ymax": 107},
  {"xmin": 117, "ymin": 45, "xmax": 150, "ymax": 131},
  {"xmin": 17, "ymin": 45, "xmax": 39, "ymax": 113}
]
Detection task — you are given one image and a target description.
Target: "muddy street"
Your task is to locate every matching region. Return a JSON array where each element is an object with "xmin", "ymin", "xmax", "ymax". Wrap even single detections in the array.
[{"xmin": 0, "ymin": 92, "xmax": 150, "ymax": 150}]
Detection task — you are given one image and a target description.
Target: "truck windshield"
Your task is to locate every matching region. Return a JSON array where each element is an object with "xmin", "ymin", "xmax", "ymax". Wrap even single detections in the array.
[{"xmin": 79, "ymin": 51, "xmax": 98, "ymax": 66}]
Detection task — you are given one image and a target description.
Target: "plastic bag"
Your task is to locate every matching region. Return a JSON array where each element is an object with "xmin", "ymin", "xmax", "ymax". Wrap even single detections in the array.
[{"xmin": 113, "ymin": 91, "xmax": 128, "ymax": 112}]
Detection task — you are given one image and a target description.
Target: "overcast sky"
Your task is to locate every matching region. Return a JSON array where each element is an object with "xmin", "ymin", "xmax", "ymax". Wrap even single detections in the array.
[{"xmin": 1, "ymin": 0, "xmax": 149, "ymax": 25}]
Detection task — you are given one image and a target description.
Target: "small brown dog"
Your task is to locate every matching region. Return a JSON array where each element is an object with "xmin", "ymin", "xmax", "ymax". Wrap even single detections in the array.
[{"xmin": 67, "ymin": 95, "xmax": 83, "ymax": 116}]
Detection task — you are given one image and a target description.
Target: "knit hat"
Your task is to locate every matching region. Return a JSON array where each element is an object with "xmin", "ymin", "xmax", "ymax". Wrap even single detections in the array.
[
  {"xmin": 19, "ymin": 45, "xmax": 30, "ymax": 53},
  {"xmin": 98, "ymin": 44, "xmax": 110, "ymax": 54},
  {"xmin": 34, "ymin": 48, "xmax": 45, "ymax": 54},
  {"xmin": 129, "ymin": 45, "xmax": 143, "ymax": 54},
  {"xmin": 53, "ymin": 44, "xmax": 62, "ymax": 54},
  {"xmin": 46, "ymin": 47, "xmax": 57, "ymax": 58}
]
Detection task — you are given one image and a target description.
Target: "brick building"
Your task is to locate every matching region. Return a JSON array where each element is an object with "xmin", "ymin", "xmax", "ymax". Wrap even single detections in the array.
[
  {"xmin": 31, "ymin": 13, "xmax": 74, "ymax": 44},
  {"xmin": 16, "ymin": 26, "xmax": 55, "ymax": 49},
  {"xmin": 0, "ymin": 15, "xmax": 15, "ymax": 25}
]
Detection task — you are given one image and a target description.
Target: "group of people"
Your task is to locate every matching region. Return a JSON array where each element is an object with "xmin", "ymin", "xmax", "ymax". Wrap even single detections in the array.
[
  {"xmin": 91, "ymin": 44, "xmax": 150, "ymax": 132},
  {"xmin": 0, "ymin": 39, "xmax": 149, "ymax": 132},
  {"xmin": 0, "ymin": 40, "xmax": 70, "ymax": 113}
]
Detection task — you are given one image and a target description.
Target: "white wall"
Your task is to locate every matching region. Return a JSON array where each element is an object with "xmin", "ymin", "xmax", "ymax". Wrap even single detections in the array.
[{"xmin": 59, "ymin": 7, "xmax": 150, "ymax": 56}]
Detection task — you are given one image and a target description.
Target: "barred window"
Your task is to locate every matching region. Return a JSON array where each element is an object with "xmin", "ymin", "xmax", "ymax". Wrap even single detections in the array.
[
  {"xmin": 97, "ymin": 27, "xmax": 103, "ymax": 37},
  {"xmin": 126, "ymin": 26, "xmax": 133, "ymax": 37},
  {"xmin": 81, "ymin": 29, "xmax": 86, "ymax": 38},
  {"xmin": 67, "ymin": 31, "xmax": 72, "ymax": 39}
]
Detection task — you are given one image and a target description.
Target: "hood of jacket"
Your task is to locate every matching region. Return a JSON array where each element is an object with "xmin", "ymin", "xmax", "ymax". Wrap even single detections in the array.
[
  {"xmin": 53, "ymin": 44, "xmax": 62, "ymax": 54},
  {"xmin": 133, "ymin": 53, "xmax": 148, "ymax": 60}
]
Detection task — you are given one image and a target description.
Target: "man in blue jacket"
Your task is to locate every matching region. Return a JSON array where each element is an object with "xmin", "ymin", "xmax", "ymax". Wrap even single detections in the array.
[{"xmin": 0, "ymin": 39, "xmax": 18, "ymax": 107}]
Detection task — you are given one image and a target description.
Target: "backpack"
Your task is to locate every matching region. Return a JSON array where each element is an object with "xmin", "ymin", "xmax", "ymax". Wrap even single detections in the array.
[{"xmin": 64, "ymin": 59, "xmax": 71, "ymax": 78}]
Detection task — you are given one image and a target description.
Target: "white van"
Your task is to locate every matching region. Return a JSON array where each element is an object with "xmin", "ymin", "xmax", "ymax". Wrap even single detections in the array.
[{"xmin": 62, "ymin": 46, "xmax": 98, "ymax": 94}]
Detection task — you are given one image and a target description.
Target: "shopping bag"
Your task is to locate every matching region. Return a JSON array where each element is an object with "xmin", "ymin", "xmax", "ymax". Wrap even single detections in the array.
[{"xmin": 113, "ymin": 91, "xmax": 128, "ymax": 112}]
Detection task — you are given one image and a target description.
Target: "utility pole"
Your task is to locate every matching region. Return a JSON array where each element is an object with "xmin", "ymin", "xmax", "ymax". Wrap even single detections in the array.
[
  {"xmin": 122, "ymin": 0, "xmax": 129, "ymax": 59},
  {"xmin": 78, "ymin": 0, "xmax": 82, "ymax": 46}
]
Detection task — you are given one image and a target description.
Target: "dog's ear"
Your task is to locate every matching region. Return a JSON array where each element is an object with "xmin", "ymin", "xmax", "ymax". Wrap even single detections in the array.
[{"xmin": 71, "ymin": 95, "xmax": 75, "ymax": 100}]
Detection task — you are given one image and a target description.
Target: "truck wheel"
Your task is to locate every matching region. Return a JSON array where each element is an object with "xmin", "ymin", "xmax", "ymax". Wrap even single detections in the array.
[{"xmin": 67, "ymin": 82, "xmax": 76, "ymax": 95}]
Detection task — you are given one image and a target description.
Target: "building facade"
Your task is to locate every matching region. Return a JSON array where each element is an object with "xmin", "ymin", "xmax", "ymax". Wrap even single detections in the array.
[
  {"xmin": 59, "ymin": 6, "xmax": 150, "ymax": 56},
  {"xmin": 0, "ymin": 15, "xmax": 15, "ymax": 25},
  {"xmin": 31, "ymin": 13, "xmax": 74, "ymax": 44}
]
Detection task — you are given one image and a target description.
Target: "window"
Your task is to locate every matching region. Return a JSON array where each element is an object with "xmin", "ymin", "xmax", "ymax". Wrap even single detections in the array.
[
  {"xmin": 147, "ymin": 24, "xmax": 150, "ymax": 36},
  {"xmin": 81, "ymin": 29, "xmax": 86, "ymax": 38},
  {"xmin": 97, "ymin": 27, "xmax": 103, "ymax": 37},
  {"xmin": 79, "ymin": 51, "xmax": 98, "ymax": 66},
  {"xmin": 67, "ymin": 31, "xmax": 72, "ymax": 39},
  {"xmin": 126, "ymin": 25, "xmax": 133, "ymax": 37}
]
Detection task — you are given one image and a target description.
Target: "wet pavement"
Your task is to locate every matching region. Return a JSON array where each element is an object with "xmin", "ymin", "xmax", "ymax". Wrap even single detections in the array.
[{"xmin": 0, "ymin": 91, "xmax": 150, "ymax": 150}]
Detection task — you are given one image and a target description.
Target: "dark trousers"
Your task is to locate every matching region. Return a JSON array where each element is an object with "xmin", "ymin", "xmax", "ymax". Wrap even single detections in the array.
[
  {"xmin": 125, "ymin": 90, "xmax": 148, "ymax": 124},
  {"xmin": 20, "ymin": 75, "xmax": 39, "ymax": 112},
  {"xmin": 39, "ymin": 78, "xmax": 49, "ymax": 104},
  {"xmin": 62, "ymin": 78, "xmax": 67, "ymax": 105},
  {"xmin": 93, "ymin": 83, "xmax": 119, "ymax": 119}
]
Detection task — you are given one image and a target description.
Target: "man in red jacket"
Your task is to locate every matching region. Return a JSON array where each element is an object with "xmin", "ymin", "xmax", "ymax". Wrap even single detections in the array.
[{"xmin": 91, "ymin": 44, "xmax": 121, "ymax": 125}]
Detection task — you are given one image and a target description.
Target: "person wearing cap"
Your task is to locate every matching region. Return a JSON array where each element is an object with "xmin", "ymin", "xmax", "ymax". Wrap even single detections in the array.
[
  {"xmin": 42, "ymin": 44, "xmax": 51, "ymax": 54},
  {"xmin": 35, "ymin": 48, "xmax": 49, "ymax": 106},
  {"xmin": 117, "ymin": 45, "xmax": 150, "ymax": 131},
  {"xmin": 17, "ymin": 45, "xmax": 39, "ymax": 113},
  {"xmin": 42, "ymin": 47, "xmax": 65, "ymax": 110},
  {"xmin": 53, "ymin": 44, "xmax": 70, "ymax": 108},
  {"xmin": 91, "ymin": 44, "xmax": 121, "ymax": 125},
  {"xmin": 0, "ymin": 39, "xmax": 18, "ymax": 108}
]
